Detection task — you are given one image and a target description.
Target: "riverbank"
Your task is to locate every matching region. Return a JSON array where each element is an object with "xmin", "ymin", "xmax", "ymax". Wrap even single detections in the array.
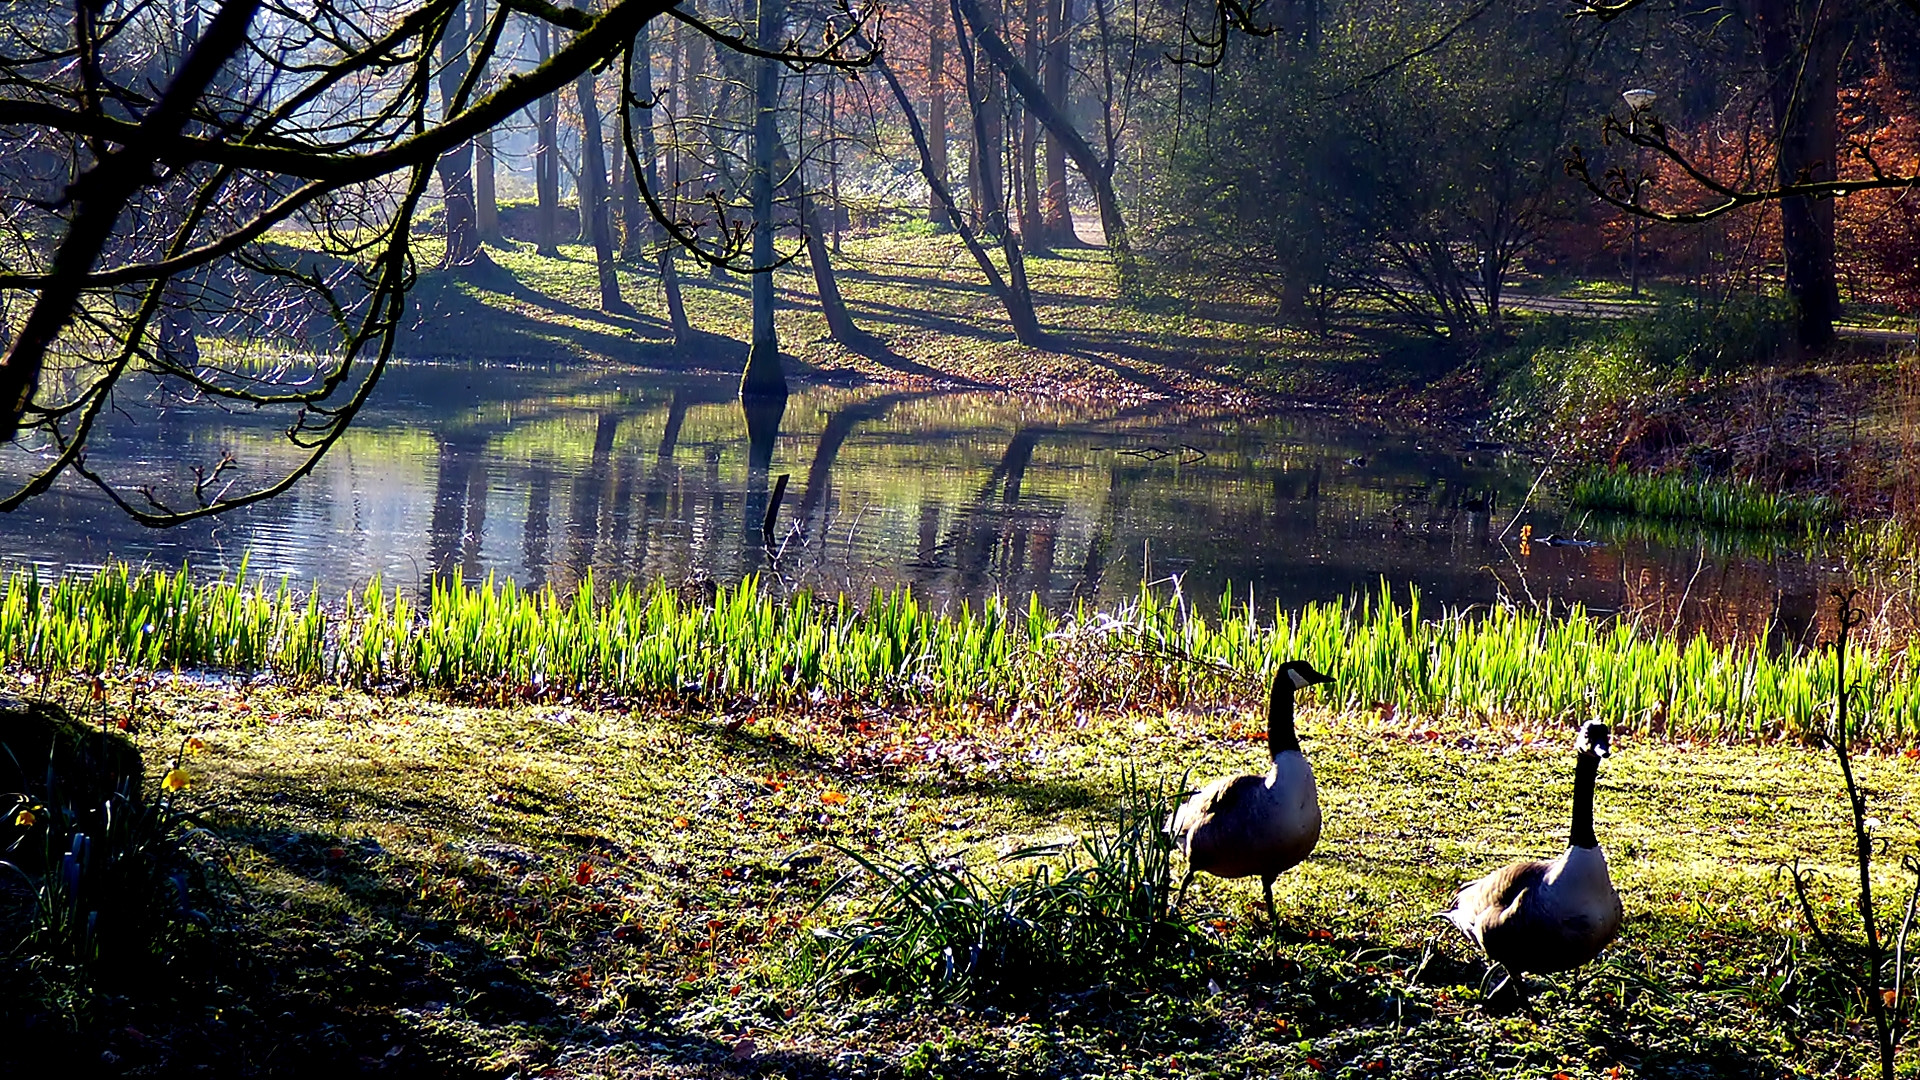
[
  {"xmin": 402, "ymin": 231, "xmax": 1919, "ymax": 525},
  {"xmin": 5, "ymin": 660, "xmax": 1912, "ymax": 1077}
]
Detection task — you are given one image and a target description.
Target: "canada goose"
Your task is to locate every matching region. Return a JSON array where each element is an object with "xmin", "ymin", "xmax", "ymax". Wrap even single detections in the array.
[
  {"xmin": 1171, "ymin": 659, "xmax": 1334, "ymax": 925},
  {"xmin": 1441, "ymin": 720, "xmax": 1623, "ymax": 1001}
]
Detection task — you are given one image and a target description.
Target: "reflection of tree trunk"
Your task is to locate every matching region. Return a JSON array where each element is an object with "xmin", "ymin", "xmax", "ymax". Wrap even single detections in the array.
[
  {"xmin": 928, "ymin": 0, "xmax": 951, "ymax": 230},
  {"xmin": 577, "ymin": 68, "xmax": 630, "ymax": 314},
  {"xmin": 630, "ymin": 390, "xmax": 690, "ymax": 575},
  {"xmin": 796, "ymin": 394, "xmax": 909, "ymax": 532},
  {"xmin": 741, "ymin": 0, "xmax": 787, "ymax": 398},
  {"xmin": 1071, "ymin": 467, "xmax": 1131, "ymax": 601},
  {"xmin": 536, "ymin": 24, "xmax": 561, "ymax": 257},
  {"xmin": 568, "ymin": 412, "xmax": 622, "ymax": 579},
  {"xmin": 429, "ymin": 435, "xmax": 486, "ymax": 581},
  {"xmin": 522, "ymin": 465, "xmax": 554, "ymax": 591}
]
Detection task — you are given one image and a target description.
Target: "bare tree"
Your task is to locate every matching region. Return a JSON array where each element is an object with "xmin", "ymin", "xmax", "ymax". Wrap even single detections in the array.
[{"xmin": 0, "ymin": 0, "xmax": 875, "ymax": 522}]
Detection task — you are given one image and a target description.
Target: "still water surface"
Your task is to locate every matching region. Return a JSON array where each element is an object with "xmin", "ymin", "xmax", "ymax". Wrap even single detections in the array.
[{"xmin": 0, "ymin": 363, "xmax": 1836, "ymax": 646}]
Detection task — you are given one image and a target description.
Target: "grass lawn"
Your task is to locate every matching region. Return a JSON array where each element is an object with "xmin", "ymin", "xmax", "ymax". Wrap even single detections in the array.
[
  {"xmin": 396, "ymin": 230, "xmax": 1472, "ymax": 415},
  {"xmin": 15, "ymin": 665, "xmax": 1913, "ymax": 1078}
]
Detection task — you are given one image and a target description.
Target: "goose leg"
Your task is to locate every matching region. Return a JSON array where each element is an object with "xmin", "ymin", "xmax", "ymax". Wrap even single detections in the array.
[
  {"xmin": 1261, "ymin": 874, "xmax": 1278, "ymax": 930},
  {"xmin": 1175, "ymin": 866, "xmax": 1196, "ymax": 913}
]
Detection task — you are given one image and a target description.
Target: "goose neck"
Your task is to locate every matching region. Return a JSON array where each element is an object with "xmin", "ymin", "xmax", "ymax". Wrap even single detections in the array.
[
  {"xmin": 1570, "ymin": 752, "xmax": 1600, "ymax": 849},
  {"xmin": 1268, "ymin": 676, "xmax": 1300, "ymax": 758}
]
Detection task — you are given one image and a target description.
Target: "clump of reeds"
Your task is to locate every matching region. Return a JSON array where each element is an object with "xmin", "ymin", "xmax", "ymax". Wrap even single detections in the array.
[
  {"xmin": 1567, "ymin": 465, "xmax": 1839, "ymax": 533},
  {"xmin": 0, "ymin": 561, "xmax": 1916, "ymax": 745},
  {"xmin": 802, "ymin": 768, "xmax": 1204, "ymax": 1003}
]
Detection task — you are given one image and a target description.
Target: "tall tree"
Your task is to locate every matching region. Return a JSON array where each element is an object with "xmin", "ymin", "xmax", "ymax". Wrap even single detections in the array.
[
  {"xmin": 928, "ymin": 0, "xmax": 952, "ymax": 229},
  {"xmin": 1040, "ymin": 0, "xmax": 1070, "ymax": 242},
  {"xmin": 437, "ymin": 0, "xmax": 483, "ymax": 267},
  {"xmin": 741, "ymin": 0, "xmax": 789, "ymax": 397},
  {"xmin": 623, "ymin": 19, "xmax": 692, "ymax": 344},
  {"xmin": 576, "ymin": 64, "xmax": 629, "ymax": 313},
  {"xmin": 536, "ymin": 19, "xmax": 562, "ymax": 258},
  {"xmin": 1018, "ymin": 0, "xmax": 1044, "ymax": 241},
  {"xmin": 1757, "ymin": 0, "xmax": 1846, "ymax": 348}
]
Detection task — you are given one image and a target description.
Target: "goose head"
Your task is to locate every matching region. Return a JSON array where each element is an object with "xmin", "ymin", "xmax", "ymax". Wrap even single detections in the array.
[
  {"xmin": 1267, "ymin": 660, "xmax": 1334, "ymax": 756},
  {"xmin": 1576, "ymin": 720, "xmax": 1611, "ymax": 760}
]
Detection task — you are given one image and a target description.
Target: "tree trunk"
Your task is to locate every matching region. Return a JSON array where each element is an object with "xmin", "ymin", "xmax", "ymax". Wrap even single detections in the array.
[
  {"xmin": 870, "ymin": 32, "xmax": 1043, "ymax": 343},
  {"xmin": 620, "ymin": 19, "xmax": 651, "ymax": 260},
  {"xmin": 1018, "ymin": 0, "xmax": 1043, "ymax": 243},
  {"xmin": 928, "ymin": 0, "xmax": 951, "ymax": 230},
  {"xmin": 1757, "ymin": 0, "xmax": 1843, "ymax": 350},
  {"xmin": 741, "ymin": 0, "xmax": 788, "ymax": 398},
  {"xmin": 436, "ymin": 0, "xmax": 481, "ymax": 267},
  {"xmin": 633, "ymin": 18, "xmax": 691, "ymax": 346},
  {"xmin": 955, "ymin": 0, "xmax": 1044, "ymax": 343},
  {"xmin": 476, "ymin": 126, "xmax": 500, "ymax": 243},
  {"xmin": 955, "ymin": 0, "xmax": 1131, "ymax": 290},
  {"xmin": 536, "ymin": 22, "xmax": 561, "ymax": 257},
  {"xmin": 576, "ymin": 68, "xmax": 628, "ymax": 313},
  {"xmin": 1040, "ymin": 0, "xmax": 1069, "ymax": 242}
]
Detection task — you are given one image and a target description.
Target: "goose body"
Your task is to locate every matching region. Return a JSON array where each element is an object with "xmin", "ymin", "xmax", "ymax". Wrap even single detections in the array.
[
  {"xmin": 1442, "ymin": 721, "xmax": 1622, "ymax": 994},
  {"xmin": 1170, "ymin": 660, "xmax": 1333, "ymax": 923}
]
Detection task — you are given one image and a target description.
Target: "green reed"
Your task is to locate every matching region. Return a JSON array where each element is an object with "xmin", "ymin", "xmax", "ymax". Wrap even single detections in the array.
[
  {"xmin": 1, "ymin": 562, "xmax": 1915, "ymax": 745},
  {"xmin": 1567, "ymin": 465, "xmax": 1839, "ymax": 533}
]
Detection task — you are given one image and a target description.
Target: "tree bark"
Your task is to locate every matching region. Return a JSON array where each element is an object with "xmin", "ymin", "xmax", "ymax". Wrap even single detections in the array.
[
  {"xmin": 631, "ymin": 18, "xmax": 690, "ymax": 345},
  {"xmin": 1040, "ymin": 0, "xmax": 1069, "ymax": 242},
  {"xmin": 536, "ymin": 21, "xmax": 561, "ymax": 257},
  {"xmin": 954, "ymin": 0, "xmax": 1045, "ymax": 344},
  {"xmin": 1018, "ymin": 0, "xmax": 1043, "ymax": 243},
  {"xmin": 928, "ymin": 0, "xmax": 951, "ymax": 229},
  {"xmin": 955, "ymin": 0, "xmax": 1131, "ymax": 286},
  {"xmin": 741, "ymin": 0, "xmax": 788, "ymax": 398},
  {"xmin": 576, "ymin": 67, "xmax": 629, "ymax": 313},
  {"xmin": 476, "ymin": 125, "xmax": 500, "ymax": 243},
  {"xmin": 436, "ymin": 0, "xmax": 482, "ymax": 267},
  {"xmin": 870, "ymin": 32, "xmax": 1043, "ymax": 343},
  {"xmin": 1756, "ymin": 0, "xmax": 1844, "ymax": 350}
]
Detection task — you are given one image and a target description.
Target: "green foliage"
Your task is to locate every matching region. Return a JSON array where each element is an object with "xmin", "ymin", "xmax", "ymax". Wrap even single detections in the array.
[
  {"xmin": 804, "ymin": 768, "xmax": 1207, "ymax": 1003},
  {"xmin": 1493, "ymin": 298, "xmax": 1794, "ymax": 435},
  {"xmin": 1568, "ymin": 465, "xmax": 1839, "ymax": 532},
  {"xmin": 1, "ymin": 562, "xmax": 1918, "ymax": 743}
]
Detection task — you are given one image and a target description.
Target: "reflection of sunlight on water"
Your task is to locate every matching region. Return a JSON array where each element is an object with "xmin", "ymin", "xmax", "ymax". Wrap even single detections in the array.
[{"xmin": 0, "ymin": 362, "xmax": 1858, "ymax": 645}]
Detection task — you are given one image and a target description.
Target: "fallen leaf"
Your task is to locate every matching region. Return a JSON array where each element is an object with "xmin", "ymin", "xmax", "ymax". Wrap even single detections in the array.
[
  {"xmin": 820, "ymin": 790, "xmax": 848, "ymax": 806},
  {"xmin": 673, "ymin": 817, "xmax": 690, "ymax": 830},
  {"xmin": 575, "ymin": 862, "xmax": 594, "ymax": 885}
]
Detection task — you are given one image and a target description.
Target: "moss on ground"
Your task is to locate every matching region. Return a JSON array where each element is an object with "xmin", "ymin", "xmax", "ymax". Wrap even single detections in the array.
[{"xmin": 9, "ymin": 668, "xmax": 1915, "ymax": 1077}]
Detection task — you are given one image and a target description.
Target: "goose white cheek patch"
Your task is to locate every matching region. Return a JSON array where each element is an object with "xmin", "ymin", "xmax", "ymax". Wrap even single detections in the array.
[{"xmin": 1287, "ymin": 669, "xmax": 1309, "ymax": 690}]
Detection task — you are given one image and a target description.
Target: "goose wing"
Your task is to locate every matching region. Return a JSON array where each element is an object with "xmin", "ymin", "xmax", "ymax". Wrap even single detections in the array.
[
  {"xmin": 1441, "ymin": 858, "xmax": 1548, "ymax": 955},
  {"xmin": 1169, "ymin": 772, "xmax": 1265, "ymax": 865}
]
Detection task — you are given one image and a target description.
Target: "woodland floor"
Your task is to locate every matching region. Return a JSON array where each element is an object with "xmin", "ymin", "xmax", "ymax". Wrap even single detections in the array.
[{"xmin": 12, "ymin": 670, "xmax": 1919, "ymax": 1078}]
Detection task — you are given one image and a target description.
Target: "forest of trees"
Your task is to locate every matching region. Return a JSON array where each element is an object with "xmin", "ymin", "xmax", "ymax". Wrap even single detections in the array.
[{"xmin": 2, "ymin": 0, "xmax": 1919, "ymax": 522}]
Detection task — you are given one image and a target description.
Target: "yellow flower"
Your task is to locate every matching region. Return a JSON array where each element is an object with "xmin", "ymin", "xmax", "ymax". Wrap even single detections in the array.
[
  {"xmin": 12, "ymin": 809, "xmax": 33, "ymax": 828},
  {"xmin": 185, "ymin": 737, "xmax": 206, "ymax": 754},
  {"xmin": 162, "ymin": 768, "xmax": 191, "ymax": 792}
]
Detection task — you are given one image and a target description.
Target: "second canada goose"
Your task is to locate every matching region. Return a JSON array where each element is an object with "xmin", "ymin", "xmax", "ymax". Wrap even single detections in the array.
[
  {"xmin": 1171, "ymin": 659, "xmax": 1334, "ymax": 925},
  {"xmin": 1441, "ymin": 720, "xmax": 1623, "ymax": 1000}
]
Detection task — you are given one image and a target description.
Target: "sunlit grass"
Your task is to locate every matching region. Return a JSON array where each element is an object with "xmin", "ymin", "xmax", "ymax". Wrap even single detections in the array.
[
  {"xmin": 2, "ymin": 561, "xmax": 1916, "ymax": 746},
  {"xmin": 1567, "ymin": 465, "xmax": 1840, "ymax": 533}
]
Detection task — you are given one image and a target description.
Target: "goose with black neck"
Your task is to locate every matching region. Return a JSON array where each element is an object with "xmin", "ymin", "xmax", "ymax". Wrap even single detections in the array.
[
  {"xmin": 1441, "ymin": 720, "xmax": 1624, "ymax": 1003},
  {"xmin": 1170, "ymin": 659, "xmax": 1335, "ymax": 928}
]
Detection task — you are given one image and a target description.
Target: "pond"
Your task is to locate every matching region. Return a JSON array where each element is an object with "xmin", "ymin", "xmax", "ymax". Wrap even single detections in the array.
[{"xmin": 0, "ymin": 362, "xmax": 1839, "ymax": 648}]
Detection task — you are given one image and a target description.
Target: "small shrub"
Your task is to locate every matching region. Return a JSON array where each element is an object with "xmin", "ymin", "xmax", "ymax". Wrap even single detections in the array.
[{"xmin": 805, "ymin": 768, "xmax": 1209, "ymax": 1004}]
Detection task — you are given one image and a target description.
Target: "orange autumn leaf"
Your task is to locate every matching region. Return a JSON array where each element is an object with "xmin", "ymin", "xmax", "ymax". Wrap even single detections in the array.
[
  {"xmin": 673, "ymin": 816, "xmax": 690, "ymax": 830},
  {"xmin": 162, "ymin": 768, "xmax": 191, "ymax": 792},
  {"xmin": 820, "ymin": 790, "xmax": 848, "ymax": 807}
]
